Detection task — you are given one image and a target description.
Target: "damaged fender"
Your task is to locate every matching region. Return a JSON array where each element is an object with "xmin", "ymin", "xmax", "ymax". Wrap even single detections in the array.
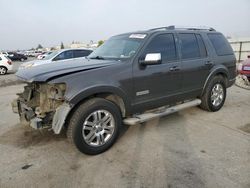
[{"xmin": 52, "ymin": 103, "xmax": 71, "ymax": 134}]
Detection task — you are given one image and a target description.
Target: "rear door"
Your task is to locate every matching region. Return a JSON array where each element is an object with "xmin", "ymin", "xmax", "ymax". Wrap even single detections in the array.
[{"xmin": 178, "ymin": 33, "xmax": 211, "ymax": 92}]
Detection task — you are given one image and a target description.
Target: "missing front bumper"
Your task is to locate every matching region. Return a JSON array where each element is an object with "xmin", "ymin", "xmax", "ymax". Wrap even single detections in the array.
[{"xmin": 11, "ymin": 99, "xmax": 71, "ymax": 134}]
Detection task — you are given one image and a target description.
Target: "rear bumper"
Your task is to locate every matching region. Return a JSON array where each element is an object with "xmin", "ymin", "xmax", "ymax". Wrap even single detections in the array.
[
  {"xmin": 239, "ymin": 70, "xmax": 250, "ymax": 75},
  {"xmin": 238, "ymin": 70, "xmax": 250, "ymax": 81},
  {"xmin": 228, "ymin": 78, "xmax": 236, "ymax": 87},
  {"xmin": 7, "ymin": 64, "xmax": 13, "ymax": 71}
]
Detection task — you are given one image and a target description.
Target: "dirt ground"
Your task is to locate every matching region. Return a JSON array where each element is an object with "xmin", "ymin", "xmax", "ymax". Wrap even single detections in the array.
[{"xmin": 0, "ymin": 83, "xmax": 249, "ymax": 188}]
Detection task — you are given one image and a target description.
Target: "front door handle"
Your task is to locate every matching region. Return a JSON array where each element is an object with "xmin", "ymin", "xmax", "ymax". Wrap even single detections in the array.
[{"xmin": 170, "ymin": 66, "xmax": 180, "ymax": 71}]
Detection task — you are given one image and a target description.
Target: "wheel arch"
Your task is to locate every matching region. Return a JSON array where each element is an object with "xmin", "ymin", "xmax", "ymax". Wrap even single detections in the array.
[
  {"xmin": 0, "ymin": 65, "xmax": 8, "ymax": 69},
  {"xmin": 64, "ymin": 86, "xmax": 131, "ymax": 129},
  {"xmin": 0, "ymin": 66, "xmax": 8, "ymax": 75},
  {"xmin": 201, "ymin": 66, "xmax": 229, "ymax": 95}
]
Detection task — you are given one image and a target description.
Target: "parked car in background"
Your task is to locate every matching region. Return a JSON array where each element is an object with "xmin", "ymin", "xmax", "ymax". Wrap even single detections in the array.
[
  {"xmin": 0, "ymin": 55, "xmax": 13, "ymax": 75},
  {"xmin": 19, "ymin": 48, "xmax": 93, "ymax": 69},
  {"xmin": 24, "ymin": 51, "xmax": 35, "ymax": 57},
  {"xmin": 8, "ymin": 52, "xmax": 27, "ymax": 61},
  {"xmin": 24, "ymin": 51, "xmax": 43, "ymax": 57},
  {"xmin": 37, "ymin": 51, "xmax": 53, "ymax": 60},
  {"xmin": 238, "ymin": 57, "xmax": 250, "ymax": 81},
  {"xmin": 0, "ymin": 52, "xmax": 11, "ymax": 56}
]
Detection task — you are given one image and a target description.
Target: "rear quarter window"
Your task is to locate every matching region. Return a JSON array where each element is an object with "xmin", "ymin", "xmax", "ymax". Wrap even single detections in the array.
[{"xmin": 208, "ymin": 33, "xmax": 233, "ymax": 56}]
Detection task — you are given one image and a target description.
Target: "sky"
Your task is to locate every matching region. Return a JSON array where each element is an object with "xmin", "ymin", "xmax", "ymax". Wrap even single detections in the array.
[{"xmin": 0, "ymin": 0, "xmax": 249, "ymax": 50}]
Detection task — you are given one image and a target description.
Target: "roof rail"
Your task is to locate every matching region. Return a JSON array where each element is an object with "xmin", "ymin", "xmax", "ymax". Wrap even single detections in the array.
[{"xmin": 149, "ymin": 25, "xmax": 216, "ymax": 32}]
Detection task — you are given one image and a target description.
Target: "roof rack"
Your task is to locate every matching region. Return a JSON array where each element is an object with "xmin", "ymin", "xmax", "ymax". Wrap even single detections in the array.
[{"xmin": 149, "ymin": 25, "xmax": 216, "ymax": 32}]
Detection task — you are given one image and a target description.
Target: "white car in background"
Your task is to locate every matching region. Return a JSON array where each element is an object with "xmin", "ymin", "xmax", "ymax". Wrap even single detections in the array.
[
  {"xmin": 19, "ymin": 48, "xmax": 93, "ymax": 69},
  {"xmin": 37, "ymin": 51, "xmax": 53, "ymax": 60},
  {"xmin": 0, "ymin": 55, "xmax": 13, "ymax": 75}
]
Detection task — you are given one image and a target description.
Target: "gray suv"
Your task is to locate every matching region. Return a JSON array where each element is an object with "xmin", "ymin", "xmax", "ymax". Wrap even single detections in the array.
[{"xmin": 12, "ymin": 26, "xmax": 236, "ymax": 155}]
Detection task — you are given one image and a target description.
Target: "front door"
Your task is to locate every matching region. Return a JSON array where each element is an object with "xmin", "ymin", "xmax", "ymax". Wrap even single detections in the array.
[{"xmin": 132, "ymin": 33, "xmax": 182, "ymax": 111}]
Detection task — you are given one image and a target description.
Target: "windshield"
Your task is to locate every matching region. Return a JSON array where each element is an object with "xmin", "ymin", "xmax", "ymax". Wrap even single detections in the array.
[
  {"xmin": 88, "ymin": 34, "xmax": 146, "ymax": 60},
  {"xmin": 42, "ymin": 51, "xmax": 59, "ymax": 60}
]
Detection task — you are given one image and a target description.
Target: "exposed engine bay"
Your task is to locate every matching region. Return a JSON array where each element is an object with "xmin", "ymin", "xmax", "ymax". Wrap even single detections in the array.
[{"xmin": 12, "ymin": 83, "xmax": 70, "ymax": 133}]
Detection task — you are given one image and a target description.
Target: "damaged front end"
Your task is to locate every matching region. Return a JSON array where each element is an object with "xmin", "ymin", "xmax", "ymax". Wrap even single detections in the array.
[{"xmin": 12, "ymin": 82, "xmax": 71, "ymax": 134}]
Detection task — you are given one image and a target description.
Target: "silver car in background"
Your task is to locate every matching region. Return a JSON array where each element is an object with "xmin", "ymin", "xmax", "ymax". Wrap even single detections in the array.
[{"xmin": 20, "ymin": 48, "xmax": 93, "ymax": 69}]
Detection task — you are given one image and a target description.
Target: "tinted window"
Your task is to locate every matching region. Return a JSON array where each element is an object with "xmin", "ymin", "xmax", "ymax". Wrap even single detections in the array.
[
  {"xmin": 74, "ymin": 50, "xmax": 92, "ymax": 58},
  {"xmin": 208, "ymin": 33, "xmax": 233, "ymax": 56},
  {"xmin": 179, "ymin": 33, "xmax": 200, "ymax": 59},
  {"xmin": 54, "ymin": 50, "xmax": 74, "ymax": 61},
  {"xmin": 0, "ymin": 57, "xmax": 2, "ymax": 61},
  {"xmin": 143, "ymin": 34, "xmax": 177, "ymax": 61},
  {"xmin": 196, "ymin": 34, "xmax": 207, "ymax": 57}
]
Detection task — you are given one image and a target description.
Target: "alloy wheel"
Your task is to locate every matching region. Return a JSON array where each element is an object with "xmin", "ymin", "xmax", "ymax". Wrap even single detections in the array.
[
  {"xmin": 211, "ymin": 83, "xmax": 224, "ymax": 107},
  {"xmin": 0, "ymin": 67, "xmax": 7, "ymax": 75},
  {"xmin": 82, "ymin": 110, "xmax": 115, "ymax": 147}
]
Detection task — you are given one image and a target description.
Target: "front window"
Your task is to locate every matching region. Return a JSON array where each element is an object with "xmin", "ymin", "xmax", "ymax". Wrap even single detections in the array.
[{"xmin": 88, "ymin": 34, "xmax": 146, "ymax": 60}]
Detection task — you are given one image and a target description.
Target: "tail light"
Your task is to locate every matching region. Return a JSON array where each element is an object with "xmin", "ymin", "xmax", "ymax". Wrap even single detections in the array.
[{"xmin": 7, "ymin": 60, "xmax": 12, "ymax": 65}]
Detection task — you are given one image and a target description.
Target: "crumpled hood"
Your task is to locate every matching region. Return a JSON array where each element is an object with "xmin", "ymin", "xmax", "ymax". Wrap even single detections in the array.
[{"xmin": 16, "ymin": 58, "xmax": 119, "ymax": 82}]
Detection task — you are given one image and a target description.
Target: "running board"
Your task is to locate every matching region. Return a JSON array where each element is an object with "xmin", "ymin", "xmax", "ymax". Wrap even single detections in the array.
[{"xmin": 123, "ymin": 99, "xmax": 201, "ymax": 125}]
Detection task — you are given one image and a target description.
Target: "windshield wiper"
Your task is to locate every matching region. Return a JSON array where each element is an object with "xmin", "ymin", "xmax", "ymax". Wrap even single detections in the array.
[{"xmin": 89, "ymin": 56, "xmax": 105, "ymax": 60}]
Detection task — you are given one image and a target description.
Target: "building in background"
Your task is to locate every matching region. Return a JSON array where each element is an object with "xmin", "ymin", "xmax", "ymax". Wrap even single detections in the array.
[{"xmin": 228, "ymin": 37, "xmax": 250, "ymax": 62}]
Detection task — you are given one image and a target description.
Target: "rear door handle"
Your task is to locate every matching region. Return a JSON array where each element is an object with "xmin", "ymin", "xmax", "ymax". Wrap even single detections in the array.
[{"xmin": 170, "ymin": 66, "xmax": 180, "ymax": 71}]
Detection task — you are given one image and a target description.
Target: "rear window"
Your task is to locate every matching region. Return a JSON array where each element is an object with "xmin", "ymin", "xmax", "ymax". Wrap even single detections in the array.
[
  {"xmin": 74, "ymin": 50, "xmax": 92, "ymax": 58},
  {"xmin": 208, "ymin": 33, "xmax": 233, "ymax": 56}
]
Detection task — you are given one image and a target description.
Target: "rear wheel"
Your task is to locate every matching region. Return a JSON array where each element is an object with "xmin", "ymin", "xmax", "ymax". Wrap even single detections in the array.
[
  {"xmin": 0, "ymin": 66, "xmax": 7, "ymax": 75},
  {"xmin": 200, "ymin": 75, "xmax": 226, "ymax": 112},
  {"xmin": 67, "ymin": 98, "xmax": 122, "ymax": 155}
]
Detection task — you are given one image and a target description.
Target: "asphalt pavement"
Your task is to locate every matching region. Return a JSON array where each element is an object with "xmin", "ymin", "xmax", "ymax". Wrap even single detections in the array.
[{"xmin": 0, "ymin": 84, "xmax": 249, "ymax": 188}]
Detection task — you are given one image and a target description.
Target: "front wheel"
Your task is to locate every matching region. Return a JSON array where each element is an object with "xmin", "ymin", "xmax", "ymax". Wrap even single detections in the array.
[
  {"xmin": 67, "ymin": 98, "xmax": 122, "ymax": 155},
  {"xmin": 200, "ymin": 75, "xmax": 226, "ymax": 112}
]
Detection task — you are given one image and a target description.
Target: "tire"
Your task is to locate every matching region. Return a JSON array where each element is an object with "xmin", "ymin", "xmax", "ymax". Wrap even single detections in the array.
[
  {"xmin": 0, "ymin": 66, "xmax": 7, "ymax": 75},
  {"xmin": 21, "ymin": 58, "xmax": 25, "ymax": 62},
  {"xmin": 200, "ymin": 75, "xmax": 226, "ymax": 112},
  {"xmin": 67, "ymin": 98, "xmax": 122, "ymax": 155}
]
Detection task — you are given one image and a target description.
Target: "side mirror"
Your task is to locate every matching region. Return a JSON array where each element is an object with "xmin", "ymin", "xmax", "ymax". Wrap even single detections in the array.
[{"xmin": 139, "ymin": 53, "xmax": 162, "ymax": 65}]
